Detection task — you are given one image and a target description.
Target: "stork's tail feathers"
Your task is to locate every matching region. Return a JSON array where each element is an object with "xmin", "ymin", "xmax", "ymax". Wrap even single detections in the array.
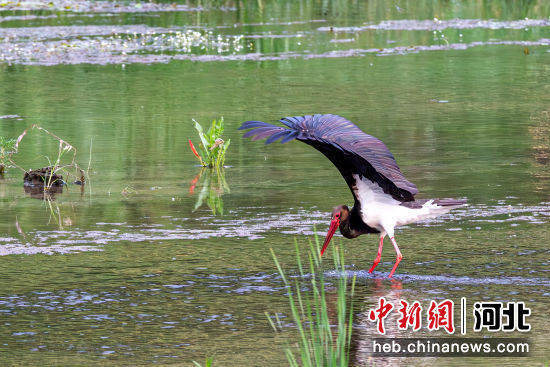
[
  {"xmin": 397, "ymin": 198, "xmax": 466, "ymax": 225},
  {"xmin": 400, "ymin": 198, "xmax": 466, "ymax": 209},
  {"xmin": 423, "ymin": 198, "xmax": 466, "ymax": 220}
]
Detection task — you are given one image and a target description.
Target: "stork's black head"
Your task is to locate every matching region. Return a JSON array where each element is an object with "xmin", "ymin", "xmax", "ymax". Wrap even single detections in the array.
[
  {"xmin": 321, "ymin": 205, "xmax": 350, "ymax": 256},
  {"xmin": 331, "ymin": 205, "xmax": 350, "ymax": 223}
]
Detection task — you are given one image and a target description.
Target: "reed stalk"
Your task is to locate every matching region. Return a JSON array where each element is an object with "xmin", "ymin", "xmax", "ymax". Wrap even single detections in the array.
[{"xmin": 268, "ymin": 235, "xmax": 356, "ymax": 367}]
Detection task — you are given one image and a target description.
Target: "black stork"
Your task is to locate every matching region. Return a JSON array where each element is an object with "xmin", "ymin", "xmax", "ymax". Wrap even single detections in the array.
[{"xmin": 239, "ymin": 114, "xmax": 465, "ymax": 278}]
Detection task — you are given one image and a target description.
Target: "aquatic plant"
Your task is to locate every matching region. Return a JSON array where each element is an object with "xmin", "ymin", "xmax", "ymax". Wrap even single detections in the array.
[
  {"xmin": 192, "ymin": 357, "xmax": 213, "ymax": 367},
  {"xmin": 267, "ymin": 236, "xmax": 356, "ymax": 367},
  {"xmin": 0, "ymin": 136, "xmax": 16, "ymax": 176},
  {"xmin": 10, "ymin": 124, "xmax": 85, "ymax": 191},
  {"xmin": 189, "ymin": 117, "xmax": 230, "ymax": 169}
]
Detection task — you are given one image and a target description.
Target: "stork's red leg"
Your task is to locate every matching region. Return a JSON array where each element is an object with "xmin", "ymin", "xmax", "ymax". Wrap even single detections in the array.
[
  {"xmin": 368, "ymin": 234, "xmax": 385, "ymax": 273},
  {"xmin": 388, "ymin": 237, "xmax": 403, "ymax": 278}
]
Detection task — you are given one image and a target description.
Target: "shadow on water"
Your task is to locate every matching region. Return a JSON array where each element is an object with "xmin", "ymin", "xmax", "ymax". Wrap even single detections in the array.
[{"xmin": 23, "ymin": 184, "xmax": 63, "ymax": 201}]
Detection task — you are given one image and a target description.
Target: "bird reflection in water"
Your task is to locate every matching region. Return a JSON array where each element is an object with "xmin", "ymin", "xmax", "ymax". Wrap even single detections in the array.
[
  {"xmin": 349, "ymin": 278, "xmax": 411, "ymax": 366},
  {"xmin": 320, "ymin": 277, "xmax": 405, "ymax": 365}
]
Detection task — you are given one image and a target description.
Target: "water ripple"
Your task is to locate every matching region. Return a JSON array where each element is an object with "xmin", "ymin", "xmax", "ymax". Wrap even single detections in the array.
[
  {"xmin": 0, "ymin": 202, "xmax": 548, "ymax": 255},
  {"xmin": 336, "ymin": 270, "xmax": 550, "ymax": 287},
  {"xmin": 318, "ymin": 18, "xmax": 550, "ymax": 32},
  {"xmin": 0, "ymin": 0, "xmax": 227, "ymax": 13},
  {"xmin": 1, "ymin": 20, "xmax": 548, "ymax": 66}
]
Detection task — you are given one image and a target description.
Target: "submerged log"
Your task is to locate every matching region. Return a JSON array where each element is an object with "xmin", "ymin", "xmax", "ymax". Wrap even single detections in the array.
[{"xmin": 23, "ymin": 167, "xmax": 65, "ymax": 187}]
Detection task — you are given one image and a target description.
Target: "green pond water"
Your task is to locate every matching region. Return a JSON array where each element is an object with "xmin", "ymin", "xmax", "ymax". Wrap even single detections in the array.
[{"xmin": 0, "ymin": 0, "xmax": 549, "ymax": 365}]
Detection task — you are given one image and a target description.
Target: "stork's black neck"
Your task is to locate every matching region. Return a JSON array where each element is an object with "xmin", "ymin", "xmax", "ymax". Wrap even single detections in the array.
[{"xmin": 339, "ymin": 204, "xmax": 380, "ymax": 238}]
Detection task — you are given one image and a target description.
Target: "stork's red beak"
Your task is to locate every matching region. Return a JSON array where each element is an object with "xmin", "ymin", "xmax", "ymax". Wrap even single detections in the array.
[{"xmin": 321, "ymin": 217, "xmax": 340, "ymax": 256}]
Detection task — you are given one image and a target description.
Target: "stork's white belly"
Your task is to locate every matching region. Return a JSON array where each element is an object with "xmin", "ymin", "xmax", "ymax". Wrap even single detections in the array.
[
  {"xmin": 361, "ymin": 201, "xmax": 450, "ymax": 228},
  {"xmin": 351, "ymin": 174, "xmax": 454, "ymax": 231}
]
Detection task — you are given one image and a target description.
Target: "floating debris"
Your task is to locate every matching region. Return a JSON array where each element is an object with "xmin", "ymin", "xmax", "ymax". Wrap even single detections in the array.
[
  {"xmin": 2, "ymin": 33, "xmax": 548, "ymax": 66},
  {"xmin": 0, "ymin": 14, "xmax": 58, "ymax": 23},
  {"xmin": 0, "ymin": 0, "xmax": 212, "ymax": 13},
  {"xmin": 0, "ymin": 241, "xmax": 102, "ymax": 255},
  {"xmin": 23, "ymin": 167, "xmax": 65, "ymax": 200},
  {"xmin": 1, "ymin": 17, "xmax": 548, "ymax": 66},
  {"xmin": 329, "ymin": 38, "xmax": 355, "ymax": 43},
  {"xmin": 318, "ymin": 18, "xmax": 550, "ymax": 32},
  {"xmin": 233, "ymin": 19, "xmax": 326, "ymax": 27},
  {"xmin": 24, "ymin": 167, "xmax": 64, "ymax": 187},
  {"xmin": 172, "ymin": 39, "xmax": 550, "ymax": 62},
  {"xmin": 0, "ymin": 25, "xmax": 244, "ymax": 65}
]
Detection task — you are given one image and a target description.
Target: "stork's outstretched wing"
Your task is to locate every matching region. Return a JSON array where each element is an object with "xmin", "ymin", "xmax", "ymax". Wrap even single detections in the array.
[{"xmin": 239, "ymin": 114, "xmax": 418, "ymax": 202}]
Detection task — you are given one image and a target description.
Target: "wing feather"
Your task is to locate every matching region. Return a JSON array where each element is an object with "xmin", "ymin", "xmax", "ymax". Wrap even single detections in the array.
[
  {"xmin": 265, "ymin": 130, "xmax": 290, "ymax": 144},
  {"xmin": 239, "ymin": 114, "xmax": 418, "ymax": 202}
]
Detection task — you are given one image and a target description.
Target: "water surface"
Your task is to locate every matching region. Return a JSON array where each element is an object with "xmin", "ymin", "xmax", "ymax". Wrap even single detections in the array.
[{"xmin": 0, "ymin": 0, "xmax": 549, "ymax": 365}]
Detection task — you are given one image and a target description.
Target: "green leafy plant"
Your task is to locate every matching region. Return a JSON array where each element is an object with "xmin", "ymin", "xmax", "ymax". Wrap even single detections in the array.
[
  {"xmin": 189, "ymin": 117, "xmax": 230, "ymax": 168},
  {"xmin": 267, "ymin": 235, "xmax": 356, "ymax": 367},
  {"xmin": 192, "ymin": 357, "xmax": 213, "ymax": 367},
  {"xmin": 0, "ymin": 136, "xmax": 17, "ymax": 176}
]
